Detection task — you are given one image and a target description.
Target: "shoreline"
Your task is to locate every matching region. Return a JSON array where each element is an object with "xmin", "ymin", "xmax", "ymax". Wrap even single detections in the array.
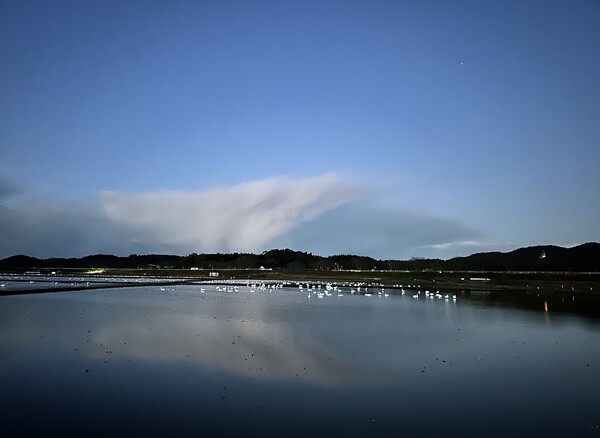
[{"xmin": 1, "ymin": 269, "xmax": 599, "ymax": 297}]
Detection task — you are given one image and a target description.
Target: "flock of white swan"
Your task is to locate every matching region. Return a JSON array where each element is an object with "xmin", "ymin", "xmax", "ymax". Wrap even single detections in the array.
[
  {"xmin": 0, "ymin": 275, "xmax": 457, "ymax": 303},
  {"xmin": 195, "ymin": 280, "xmax": 458, "ymax": 302}
]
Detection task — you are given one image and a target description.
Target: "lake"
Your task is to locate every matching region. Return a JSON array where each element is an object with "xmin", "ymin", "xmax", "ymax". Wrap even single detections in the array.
[{"xmin": 1, "ymin": 282, "xmax": 599, "ymax": 436}]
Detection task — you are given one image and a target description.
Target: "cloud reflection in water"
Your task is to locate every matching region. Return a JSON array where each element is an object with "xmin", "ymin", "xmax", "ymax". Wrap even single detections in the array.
[
  {"xmin": 1, "ymin": 286, "xmax": 375, "ymax": 387},
  {"xmin": 88, "ymin": 313, "xmax": 365, "ymax": 386}
]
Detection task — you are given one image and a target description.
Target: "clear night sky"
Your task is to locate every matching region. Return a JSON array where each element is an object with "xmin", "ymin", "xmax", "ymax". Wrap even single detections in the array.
[{"xmin": 1, "ymin": 0, "xmax": 599, "ymax": 259}]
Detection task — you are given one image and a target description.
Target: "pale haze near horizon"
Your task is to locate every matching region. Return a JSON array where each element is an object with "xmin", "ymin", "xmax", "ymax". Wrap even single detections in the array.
[{"xmin": 1, "ymin": 1, "xmax": 599, "ymax": 260}]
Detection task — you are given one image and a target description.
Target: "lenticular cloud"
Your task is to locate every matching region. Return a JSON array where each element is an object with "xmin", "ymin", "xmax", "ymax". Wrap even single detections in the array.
[{"xmin": 98, "ymin": 174, "xmax": 362, "ymax": 253}]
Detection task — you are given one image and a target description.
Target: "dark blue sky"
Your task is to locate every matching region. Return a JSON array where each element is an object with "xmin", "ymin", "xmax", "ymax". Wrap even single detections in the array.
[{"xmin": 1, "ymin": 0, "xmax": 599, "ymax": 259}]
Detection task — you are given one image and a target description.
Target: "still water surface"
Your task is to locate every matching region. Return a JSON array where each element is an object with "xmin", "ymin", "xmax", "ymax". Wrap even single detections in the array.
[{"xmin": 1, "ymin": 284, "xmax": 599, "ymax": 436}]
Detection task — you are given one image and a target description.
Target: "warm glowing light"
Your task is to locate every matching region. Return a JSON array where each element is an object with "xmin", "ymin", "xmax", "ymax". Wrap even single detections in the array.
[{"xmin": 86, "ymin": 269, "xmax": 105, "ymax": 274}]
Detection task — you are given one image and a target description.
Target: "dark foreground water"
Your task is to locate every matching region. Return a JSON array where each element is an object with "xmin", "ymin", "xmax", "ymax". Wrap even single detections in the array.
[{"xmin": 1, "ymin": 284, "xmax": 599, "ymax": 437}]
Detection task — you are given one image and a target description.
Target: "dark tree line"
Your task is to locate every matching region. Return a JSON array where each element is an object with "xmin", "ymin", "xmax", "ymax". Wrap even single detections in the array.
[{"xmin": 1, "ymin": 243, "xmax": 599, "ymax": 272}]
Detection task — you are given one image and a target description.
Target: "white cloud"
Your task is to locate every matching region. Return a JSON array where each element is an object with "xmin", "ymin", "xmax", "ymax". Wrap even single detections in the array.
[
  {"xmin": 417, "ymin": 240, "xmax": 519, "ymax": 259},
  {"xmin": 427, "ymin": 241, "xmax": 483, "ymax": 250},
  {"xmin": 0, "ymin": 173, "xmax": 486, "ymax": 259},
  {"xmin": 97, "ymin": 173, "xmax": 363, "ymax": 253},
  {"xmin": 275, "ymin": 202, "xmax": 483, "ymax": 259}
]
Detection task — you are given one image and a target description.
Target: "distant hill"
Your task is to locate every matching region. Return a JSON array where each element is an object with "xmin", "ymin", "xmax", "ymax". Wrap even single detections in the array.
[
  {"xmin": 1, "ymin": 243, "xmax": 599, "ymax": 272},
  {"xmin": 0, "ymin": 254, "xmax": 182, "ymax": 270},
  {"xmin": 445, "ymin": 243, "xmax": 600, "ymax": 272}
]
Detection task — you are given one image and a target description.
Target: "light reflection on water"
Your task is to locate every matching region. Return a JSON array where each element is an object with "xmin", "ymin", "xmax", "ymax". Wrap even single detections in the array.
[{"xmin": 1, "ymin": 285, "xmax": 599, "ymax": 436}]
